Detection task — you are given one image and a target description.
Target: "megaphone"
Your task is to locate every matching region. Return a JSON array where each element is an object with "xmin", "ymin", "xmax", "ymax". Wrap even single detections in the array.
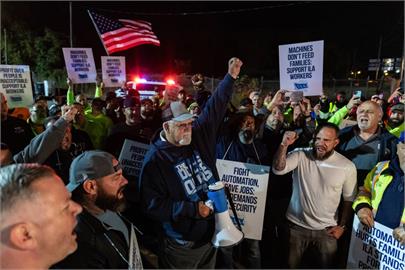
[{"xmin": 207, "ymin": 181, "xmax": 244, "ymax": 248}]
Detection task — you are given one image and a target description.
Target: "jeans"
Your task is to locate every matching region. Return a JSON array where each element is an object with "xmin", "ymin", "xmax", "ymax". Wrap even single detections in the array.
[
  {"xmin": 287, "ymin": 221, "xmax": 337, "ymax": 269},
  {"xmin": 217, "ymin": 239, "xmax": 261, "ymax": 269},
  {"xmin": 158, "ymin": 237, "xmax": 217, "ymax": 269}
]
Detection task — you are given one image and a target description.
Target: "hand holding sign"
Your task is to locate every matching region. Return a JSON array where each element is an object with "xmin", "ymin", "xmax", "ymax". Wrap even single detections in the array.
[
  {"xmin": 393, "ymin": 226, "xmax": 405, "ymax": 245},
  {"xmin": 357, "ymin": 207, "xmax": 374, "ymax": 227}
]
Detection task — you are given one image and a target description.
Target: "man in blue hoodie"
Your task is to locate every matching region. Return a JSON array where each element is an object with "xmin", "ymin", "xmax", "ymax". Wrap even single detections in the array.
[{"xmin": 140, "ymin": 57, "xmax": 243, "ymax": 269}]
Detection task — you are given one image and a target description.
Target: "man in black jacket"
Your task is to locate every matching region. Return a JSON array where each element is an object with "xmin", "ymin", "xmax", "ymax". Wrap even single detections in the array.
[
  {"xmin": 337, "ymin": 100, "xmax": 398, "ymax": 187},
  {"xmin": 55, "ymin": 150, "xmax": 143, "ymax": 269}
]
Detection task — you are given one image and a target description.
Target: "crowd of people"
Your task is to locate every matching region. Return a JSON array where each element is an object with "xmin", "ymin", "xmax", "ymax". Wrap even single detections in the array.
[{"xmin": 1, "ymin": 57, "xmax": 404, "ymax": 269}]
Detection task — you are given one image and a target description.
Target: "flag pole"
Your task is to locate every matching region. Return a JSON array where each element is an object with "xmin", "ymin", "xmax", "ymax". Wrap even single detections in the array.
[
  {"xmin": 69, "ymin": 2, "xmax": 73, "ymax": 47},
  {"xmin": 87, "ymin": 10, "xmax": 110, "ymax": 56}
]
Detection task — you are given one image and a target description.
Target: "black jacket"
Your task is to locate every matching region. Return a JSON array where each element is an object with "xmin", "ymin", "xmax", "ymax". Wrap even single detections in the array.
[
  {"xmin": 54, "ymin": 209, "xmax": 129, "ymax": 269},
  {"xmin": 337, "ymin": 125, "xmax": 398, "ymax": 186}
]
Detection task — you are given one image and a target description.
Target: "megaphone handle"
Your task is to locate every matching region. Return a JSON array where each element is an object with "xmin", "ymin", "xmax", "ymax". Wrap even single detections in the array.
[{"xmin": 224, "ymin": 185, "xmax": 242, "ymax": 231}]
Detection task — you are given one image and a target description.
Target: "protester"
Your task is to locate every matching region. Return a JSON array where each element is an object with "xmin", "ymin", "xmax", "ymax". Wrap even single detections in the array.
[
  {"xmin": 84, "ymin": 98, "xmax": 113, "ymax": 149},
  {"xmin": 273, "ymin": 123, "xmax": 357, "ymax": 268},
  {"xmin": 188, "ymin": 101, "xmax": 201, "ymax": 117},
  {"xmin": 328, "ymin": 94, "xmax": 362, "ymax": 128},
  {"xmin": 55, "ymin": 150, "xmax": 144, "ymax": 269},
  {"xmin": 353, "ymin": 131, "xmax": 405, "ymax": 244},
  {"xmin": 1, "ymin": 93, "xmax": 34, "ymax": 154},
  {"xmin": 330, "ymin": 91, "xmax": 348, "ymax": 113},
  {"xmin": 191, "ymin": 73, "xmax": 211, "ymax": 109},
  {"xmin": 337, "ymin": 100, "xmax": 398, "ymax": 187},
  {"xmin": 385, "ymin": 102, "xmax": 404, "ymax": 138},
  {"xmin": 140, "ymin": 57, "xmax": 242, "ymax": 269},
  {"xmin": 105, "ymin": 93, "xmax": 124, "ymax": 124},
  {"xmin": 216, "ymin": 111, "xmax": 268, "ymax": 269},
  {"xmin": 249, "ymin": 91, "xmax": 268, "ymax": 117},
  {"xmin": 259, "ymin": 105, "xmax": 292, "ymax": 268},
  {"xmin": 139, "ymin": 98, "xmax": 162, "ymax": 139},
  {"xmin": 27, "ymin": 102, "xmax": 48, "ymax": 135},
  {"xmin": 0, "ymin": 163, "xmax": 82, "ymax": 269},
  {"xmin": 105, "ymin": 96, "xmax": 147, "ymax": 158}
]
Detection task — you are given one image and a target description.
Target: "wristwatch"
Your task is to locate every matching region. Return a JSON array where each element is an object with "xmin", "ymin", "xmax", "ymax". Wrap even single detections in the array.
[{"xmin": 340, "ymin": 225, "xmax": 347, "ymax": 231}]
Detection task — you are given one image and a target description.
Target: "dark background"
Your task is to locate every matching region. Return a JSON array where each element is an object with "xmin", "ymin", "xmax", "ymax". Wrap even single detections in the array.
[{"xmin": 2, "ymin": 1, "xmax": 404, "ymax": 78}]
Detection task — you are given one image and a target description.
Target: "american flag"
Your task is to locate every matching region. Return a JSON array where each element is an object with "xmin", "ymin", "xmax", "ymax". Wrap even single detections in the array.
[{"xmin": 88, "ymin": 10, "xmax": 160, "ymax": 55}]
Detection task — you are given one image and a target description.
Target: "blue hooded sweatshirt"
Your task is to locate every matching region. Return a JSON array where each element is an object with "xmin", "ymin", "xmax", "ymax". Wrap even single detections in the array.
[{"xmin": 139, "ymin": 74, "xmax": 235, "ymax": 243}]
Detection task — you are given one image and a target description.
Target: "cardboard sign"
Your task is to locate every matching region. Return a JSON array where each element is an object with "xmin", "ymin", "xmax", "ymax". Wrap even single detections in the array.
[
  {"xmin": 216, "ymin": 159, "xmax": 270, "ymax": 240},
  {"xmin": 101, "ymin": 56, "xmax": 126, "ymax": 87},
  {"xmin": 347, "ymin": 215, "xmax": 405, "ymax": 270},
  {"xmin": 118, "ymin": 139, "xmax": 150, "ymax": 179},
  {"xmin": 0, "ymin": 65, "xmax": 33, "ymax": 108},
  {"xmin": 62, "ymin": 48, "xmax": 97, "ymax": 84},
  {"xmin": 279, "ymin": 40, "xmax": 324, "ymax": 96}
]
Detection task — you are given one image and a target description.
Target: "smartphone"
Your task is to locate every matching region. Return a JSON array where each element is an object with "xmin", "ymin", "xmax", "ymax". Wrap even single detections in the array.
[
  {"xmin": 290, "ymin": 91, "xmax": 304, "ymax": 103},
  {"xmin": 285, "ymin": 91, "xmax": 304, "ymax": 102},
  {"xmin": 354, "ymin": 90, "xmax": 362, "ymax": 98}
]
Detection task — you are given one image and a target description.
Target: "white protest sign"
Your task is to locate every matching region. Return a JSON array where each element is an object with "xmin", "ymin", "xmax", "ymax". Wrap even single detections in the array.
[
  {"xmin": 279, "ymin": 40, "xmax": 324, "ymax": 96},
  {"xmin": 101, "ymin": 56, "xmax": 126, "ymax": 87},
  {"xmin": 216, "ymin": 159, "xmax": 269, "ymax": 240},
  {"xmin": 118, "ymin": 139, "xmax": 150, "ymax": 178},
  {"xmin": 347, "ymin": 215, "xmax": 405, "ymax": 270},
  {"xmin": 0, "ymin": 65, "xmax": 33, "ymax": 108},
  {"xmin": 62, "ymin": 48, "xmax": 97, "ymax": 84}
]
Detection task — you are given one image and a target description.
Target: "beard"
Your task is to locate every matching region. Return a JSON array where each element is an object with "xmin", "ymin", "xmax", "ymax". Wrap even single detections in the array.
[
  {"xmin": 178, "ymin": 133, "xmax": 192, "ymax": 145},
  {"xmin": 388, "ymin": 118, "xmax": 402, "ymax": 128},
  {"xmin": 312, "ymin": 146, "xmax": 334, "ymax": 161},
  {"xmin": 239, "ymin": 129, "xmax": 254, "ymax": 144},
  {"xmin": 95, "ymin": 186, "xmax": 126, "ymax": 212}
]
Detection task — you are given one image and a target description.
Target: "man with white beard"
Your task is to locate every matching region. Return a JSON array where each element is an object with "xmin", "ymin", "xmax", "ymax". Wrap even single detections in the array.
[
  {"xmin": 140, "ymin": 58, "xmax": 242, "ymax": 269},
  {"xmin": 273, "ymin": 123, "xmax": 357, "ymax": 268}
]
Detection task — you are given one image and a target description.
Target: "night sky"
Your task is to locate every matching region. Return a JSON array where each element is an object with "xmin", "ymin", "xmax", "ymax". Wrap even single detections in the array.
[{"xmin": 3, "ymin": 1, "xmax": 404, "ymax": 78}]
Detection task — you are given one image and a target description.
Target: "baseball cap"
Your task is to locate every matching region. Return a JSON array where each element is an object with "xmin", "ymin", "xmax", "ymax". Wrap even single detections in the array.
[
  {"xmin": 164, "ymin": 101, "xmax": 194, "ymax": 122},
  {"xmin": 391, "ymin": 103, "xmax": 404, "ymax": 112},
  {"xmin": 371, "ymin": 94, "xmax": 382, "ymax": 100},
  {"xmin": 188, "ymin": 102, "xmax": 199, "ymax": 111},
  {"xmin": 67, "ymin": 150, "xmax": 117, "ymax": 192}
]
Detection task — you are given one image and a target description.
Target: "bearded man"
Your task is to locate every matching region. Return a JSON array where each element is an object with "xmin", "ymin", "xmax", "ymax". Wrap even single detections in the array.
[
  {"xmin": 55, "ymin": 150, "xmax": 143, "ymax": 269},
  {"xmin": 140, "ymin": 57, "xmax": 242, "ymax": 269},
  {"xmin": 272, "ymin": 122, "xmax": 357, "ymax": 268}
]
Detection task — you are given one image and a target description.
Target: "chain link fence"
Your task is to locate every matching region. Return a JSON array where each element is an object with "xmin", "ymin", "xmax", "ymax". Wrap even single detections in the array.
[{"xmin": 38, "ymin": 72, "xmax": 401, "ymax": 104}]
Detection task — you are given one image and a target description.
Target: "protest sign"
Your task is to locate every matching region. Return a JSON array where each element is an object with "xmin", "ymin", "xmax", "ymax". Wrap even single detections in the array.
[
  {"xmin": 118, "ymin": 139, "xmax": 150, "ymax": 179},
  {"xmin": 0, "ymin": 65, "xmax": 33, "ymax": 108},
  {"xmin": 347, "ymin": 215, "xmax": 405, "ymax": 270},
  {"xmin": 216, "ymin": 159, "xmax": 269, "ymax": 240},
  {"xmin": 279, "ymin": 40, "xmax": 324, "ymax": 96},
  {"xmin": 101, "ymin": 56, "xmax": 126, "ymax": 87},
  {"xmin": 62, "ymin": 48, "xmax": 97, "ymax": 84}
]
